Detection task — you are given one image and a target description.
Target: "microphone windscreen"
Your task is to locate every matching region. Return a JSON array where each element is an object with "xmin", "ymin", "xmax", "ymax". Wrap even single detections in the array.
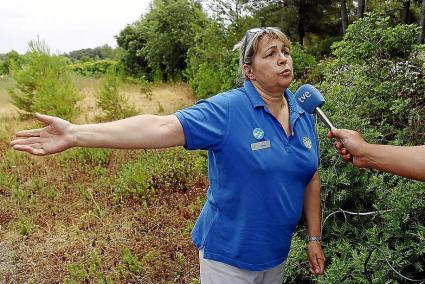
[{"xmin": 294, "ymin": 84, "xmax": 325, "ymax": 114}]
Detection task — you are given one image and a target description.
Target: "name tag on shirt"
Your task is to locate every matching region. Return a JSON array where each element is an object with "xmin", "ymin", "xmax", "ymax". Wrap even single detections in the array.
[{"xmin": 251, "ymin": 140, "xmax": 271, "ymax": 151}]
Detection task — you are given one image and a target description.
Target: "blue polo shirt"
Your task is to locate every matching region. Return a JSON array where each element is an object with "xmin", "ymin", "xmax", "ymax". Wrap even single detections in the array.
[{"xmin": 174, "ymin": 80, "xmax": 319, "ymax": 271}]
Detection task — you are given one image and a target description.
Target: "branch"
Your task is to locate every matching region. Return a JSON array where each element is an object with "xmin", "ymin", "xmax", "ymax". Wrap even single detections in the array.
[
  {"xmin": 384, "ymin": 258, "xmax": 425, "ymax": 283},
  {"xmin": 322, "ymin": 208, "xmax": 393, "ymax": 230}
]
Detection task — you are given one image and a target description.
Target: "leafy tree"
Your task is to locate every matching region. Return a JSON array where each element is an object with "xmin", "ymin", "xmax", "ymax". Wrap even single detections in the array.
[
  {"xmin": 248, "ymin": 0, "xmax": 341, "ymax": 45},
  {"xmin": 202, "ymin": 0, "xmax": 250, "ymax": 28},
  {"xmin": 116, "ymin": 23, "xmax": 152, "ymax": 78},
  {"xmin": 117, "ymin": 0, "xmax": 208, "ymax": 81},
  {"xmin": 185, "ymin": 21, "xmax": 239, "ymax": 99},
  {"xmin": 8, "ymin": 39, "xmax": 80, "ymax": 120}
]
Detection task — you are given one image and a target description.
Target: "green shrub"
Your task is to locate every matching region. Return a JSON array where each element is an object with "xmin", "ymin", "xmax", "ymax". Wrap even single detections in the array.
[
  {"xmin": 8, "ymin": 39, "xmax": 80, "ymax": 120},
  {"xmin": 107, "ymin": 148, "xmax": 206, "ymax": 203},
  {"xmin": 96, "ymin": 67, "xmax": 138, "ymax": 121},
  {"xmin": 283, "ymin": 12, "xmax": 425, "ymax": 283},
  {"xmin": 291, "ymin": 42, "xmax": 317, "ymax": 80},
  {"xmin": 70, "ymin": 60, "xmax": 118, "ymax": 76},
  {"xmin": 0, "ymin": 50, "xmax": 25, "ymax": 75},
  {"xmin": 64, "ymin": 251, "xmax": 112, "ymax": 284}
]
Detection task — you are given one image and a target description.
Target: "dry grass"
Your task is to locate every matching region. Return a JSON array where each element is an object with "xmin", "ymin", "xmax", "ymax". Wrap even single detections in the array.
[
  {"xmin": 0, "ymin": 76, "xmax": 19, "ymax": 120},
  {"xmin": 74, "ymin": 77, "xmax": 195, "ymax": 124},
  {"xmin": 0, "ymin": 76, "xmax": 206, "ymax": 284}
]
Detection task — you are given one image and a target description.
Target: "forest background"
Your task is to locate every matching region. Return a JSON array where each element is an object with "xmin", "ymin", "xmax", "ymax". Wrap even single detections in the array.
[{"xmin": 0, "ymin": 0, "xmax": 424, "ymax": 283}]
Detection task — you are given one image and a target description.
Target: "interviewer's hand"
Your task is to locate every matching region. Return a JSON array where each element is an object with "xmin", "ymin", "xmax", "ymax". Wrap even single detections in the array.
[
  {"xmin": 327, "ymin": 128, "xmax": 370, "ymax": 168},
  {"xmin": 10, "ymin": 113, "xmax": 74, "ymax": 156},
  {"xmin": 306, "ymin": 241, "xmax": 325, "ymax": 275}
]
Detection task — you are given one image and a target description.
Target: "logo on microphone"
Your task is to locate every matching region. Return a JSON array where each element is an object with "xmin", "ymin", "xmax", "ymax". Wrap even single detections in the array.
[
  {"xmin": 302, "ymin": 137, "xmax": 312, "ymax": 150},
  {"xmin": 297, "ymin": 91, "xmax": 311, "ymax": 103}
]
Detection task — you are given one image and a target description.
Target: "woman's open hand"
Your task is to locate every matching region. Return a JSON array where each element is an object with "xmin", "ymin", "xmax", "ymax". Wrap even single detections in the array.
[{"xmin": 10, "ymin": 113, "xmax": 74, "ymax": 156}]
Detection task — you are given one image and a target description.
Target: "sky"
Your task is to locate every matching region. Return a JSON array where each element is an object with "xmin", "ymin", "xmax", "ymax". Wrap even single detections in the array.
[{"xmin": 0, "ymin": 0, "xmax": 153, "ymax": 54}]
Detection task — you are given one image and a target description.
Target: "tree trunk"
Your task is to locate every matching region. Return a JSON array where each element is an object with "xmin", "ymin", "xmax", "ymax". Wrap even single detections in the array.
[
  {"xmin": 419, "ymin": 0, "xmax": 425, "ymax": 43},
  {"xmin": 357, "ymin": 0, "xmax": 365, "ymax": 19},
  {"xmin": 401, "ymin": 0, "xmax": 410, "ymax": 24},
  {"xmin": 297, "ymin": 0, "xmax": 306, "ymax": 45},
  {"xmin": 340, "ymin": 0, "xmax": 349, "ymax": 34}
]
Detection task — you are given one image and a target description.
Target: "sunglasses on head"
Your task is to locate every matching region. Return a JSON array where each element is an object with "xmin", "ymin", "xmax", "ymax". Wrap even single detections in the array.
[{"xmin": 241, "ymin": 27, "xmax": 281, "ymax": 64}]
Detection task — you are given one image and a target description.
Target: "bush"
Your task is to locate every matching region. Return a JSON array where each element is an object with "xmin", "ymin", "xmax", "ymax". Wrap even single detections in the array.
[
  {"xmin": 70, "ymin": 60, "xmax": 118, "ymax": 76},
  {"xmin": 8, "ymin": 39, "xmax": 80, "ymax": 120},
  {"xmin": 290, "ymin": 42, "xmax": 317, "ymax": 81},
  {"xmin": 107, "ymin": 148, "xmax": 207, "ymax": 203},
  {"xmin": 283, "ymin": 12, "xmax": 425, "ymax": 283},
  {"xmin": 96, "ymin": 66, "xmax": 138, "ymax": 121},
  {"xmin": 0, "ymin": 50, "xmax": 25, "ymax": 75}
]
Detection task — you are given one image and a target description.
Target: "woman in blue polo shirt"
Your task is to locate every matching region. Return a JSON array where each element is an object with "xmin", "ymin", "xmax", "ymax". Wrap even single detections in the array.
[{"xmin": 11, "ymin": 27, "xmax": 324, "ymax": 283}]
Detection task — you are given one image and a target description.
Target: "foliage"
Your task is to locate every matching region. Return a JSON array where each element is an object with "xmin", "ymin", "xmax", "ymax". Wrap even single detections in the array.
[
  {"xmin": 116, "ymin": 0, "xmax": 208, "ymax": 81},
  {"xmin": 8, "ymin": 39, "xmax": 80, "ymax": 120},
  {"xmin": 290, "ymin": 42, "xmax": 317, "ymax": 80},
  {"xmin": 65, "ymin": 44, "xmax": 119, "ymax": 62},
  {"xmin": 284, "ymin": 12, "xmax": 425, "ymax": 283},
  {"xmin": 0, "ymin": 50, "xmax": 25, "ymax": 75},
  {"xmin": 96, "ymin": 66, "xmax": 138, "ymax": 121},
  {"xmin": 116, "ymin": 23, "xmax": 152, "ymax": 78},
  {"xmin": 70, "ymin": 60, "xmax": 118, "ymax": 76},
  {"xmin": 106, "ymin": 148, "xmax": 207, "ymax": 203},
  {"xmin": 248, "ymin": 0, "xmax": 341, "ymax": 44},
  {"xmin": 64, "ymin": 251, "xmax": 113, "ymax": 284},
  {"xmin": 185, "ymin": 21, "xmax": 240, "ymax": 99}
]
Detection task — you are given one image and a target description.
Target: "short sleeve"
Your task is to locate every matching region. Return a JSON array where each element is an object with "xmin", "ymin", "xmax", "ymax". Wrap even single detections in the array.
[{"xmin": 174, "ymin": 94, "xmax": 229, "ymax": 150}]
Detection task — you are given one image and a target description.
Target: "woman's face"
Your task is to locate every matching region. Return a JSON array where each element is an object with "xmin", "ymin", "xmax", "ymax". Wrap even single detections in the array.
[{"xmin": 247, "ymin": 36, "xmax": 293, "ymax": 94}]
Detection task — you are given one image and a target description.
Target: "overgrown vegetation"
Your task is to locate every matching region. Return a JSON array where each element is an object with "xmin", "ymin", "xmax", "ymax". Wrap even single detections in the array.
[
  {"xmin": 8, "ymin": 39, "xmax": 80, "ymax": 120},
  {"xmin": 0, "ymin": 0, "xmax": 424, "ymax": 283},
  {"xmin": 96, "ymin": 67, "xmax": 138, "ymax": 121},
  {"xmin": 283, "ymin": 13, "xmax": 425, "ymax": 283}
]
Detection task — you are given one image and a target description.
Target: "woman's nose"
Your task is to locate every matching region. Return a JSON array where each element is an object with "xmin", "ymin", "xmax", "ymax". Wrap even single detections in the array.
[{"xmin": 277, "ymin": 52, "xmax": 287, "ymax": 64}]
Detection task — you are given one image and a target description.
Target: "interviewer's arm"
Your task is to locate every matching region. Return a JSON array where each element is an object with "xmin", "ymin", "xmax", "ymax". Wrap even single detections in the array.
[
  {"xmin": 329, "ymin": 128, "xmax": 425, "ymax": 182},
  {"xmin": 355, "ymin": 143, "xmax": 425, "ymax": 182}
]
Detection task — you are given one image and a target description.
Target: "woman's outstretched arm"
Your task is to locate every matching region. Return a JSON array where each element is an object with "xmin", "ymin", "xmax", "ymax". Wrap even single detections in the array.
[{"xmin": 11, "ymin": 113, "xmax": 185, "ymax": 155}]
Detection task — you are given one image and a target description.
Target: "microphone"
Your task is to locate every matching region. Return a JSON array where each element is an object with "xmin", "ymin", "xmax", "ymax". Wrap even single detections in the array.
[{"xmin": 294, "ymin": 84, "xmax": 336, "ymax": 130}]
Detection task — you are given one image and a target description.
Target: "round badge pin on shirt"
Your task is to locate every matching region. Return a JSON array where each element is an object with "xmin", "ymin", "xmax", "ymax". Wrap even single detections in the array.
[{"xmin": 253, "ymin": 128, "xmax": 264, "ymax": 140}]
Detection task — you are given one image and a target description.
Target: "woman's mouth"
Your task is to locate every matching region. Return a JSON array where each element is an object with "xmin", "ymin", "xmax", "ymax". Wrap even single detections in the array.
[{"xmin": 279, "ymin": 69, "xmax": 292, "ymax": 76}]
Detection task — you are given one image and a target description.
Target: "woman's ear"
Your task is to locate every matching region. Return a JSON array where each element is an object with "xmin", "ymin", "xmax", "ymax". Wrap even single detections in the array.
[{"xmin": 243, "ymin": 64, "xmax": 255, "ymax": 81}]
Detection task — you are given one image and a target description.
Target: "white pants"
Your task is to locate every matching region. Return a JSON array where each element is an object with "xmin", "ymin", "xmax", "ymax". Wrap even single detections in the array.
[{"xmin": 199, "ymin": 250, "xmax": 286, "ymax": 284}]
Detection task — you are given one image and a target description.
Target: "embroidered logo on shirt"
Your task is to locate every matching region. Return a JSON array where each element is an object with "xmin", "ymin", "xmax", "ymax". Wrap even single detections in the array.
[
  {"xmin": 303, "ymin": 137, "xmax": 313, "ymax": 150},
  {"xmin": 253, "ymin": 128, "xmax": 264, "ymax": 140}
]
